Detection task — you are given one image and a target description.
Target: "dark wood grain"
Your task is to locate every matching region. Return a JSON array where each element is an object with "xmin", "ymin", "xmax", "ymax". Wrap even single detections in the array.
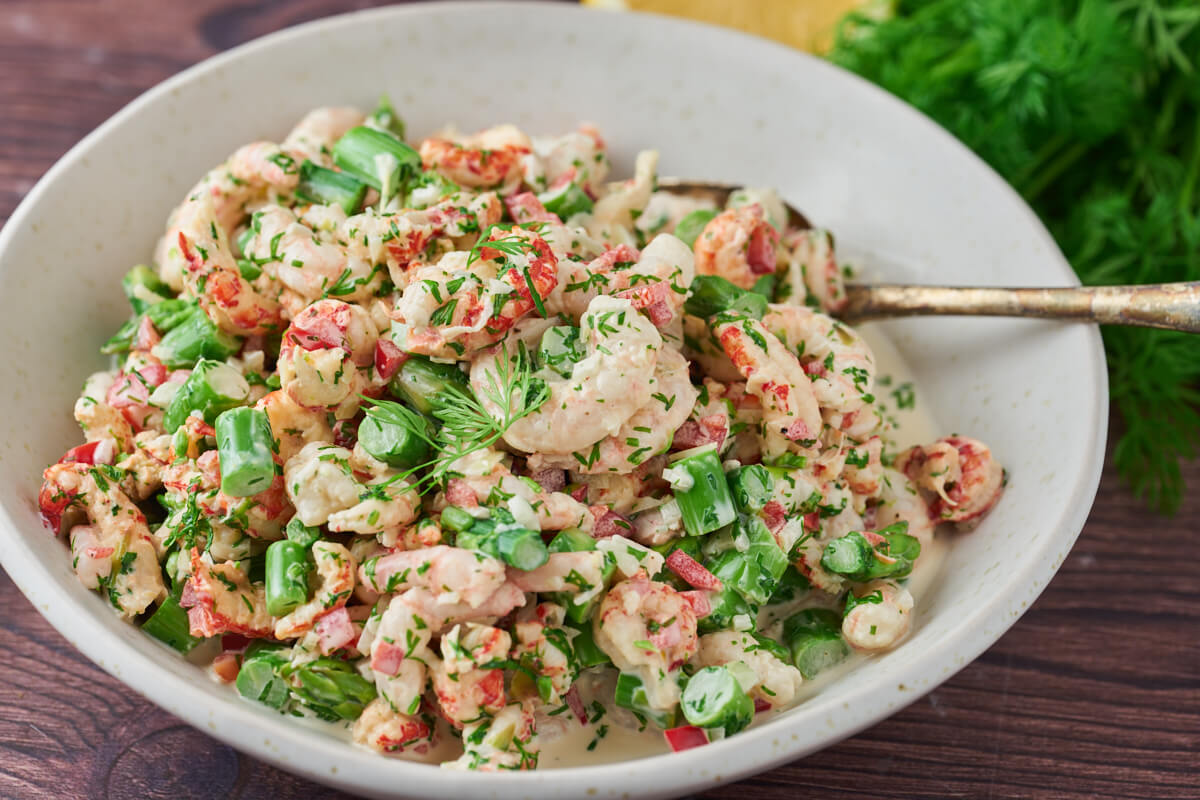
[{"xmin": 1, "ymin": 2, "xmax": 1197, "ymax": 798}]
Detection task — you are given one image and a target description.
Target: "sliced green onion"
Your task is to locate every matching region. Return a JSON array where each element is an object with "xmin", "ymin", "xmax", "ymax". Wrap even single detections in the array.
[
  {"xmin": 782, "ymin": 608, "xmax": 849, "ymax": 680},
  {"xmin": 674, "ymin": 209, "xmax": 718, "ymax": 249},
  {"xmin": 358, "ymin": 412, "xmax": 431, "ymax": 470},
  {"xmin": 123, "ymin": 264, "xmax": 174, "ymax": 314},
  {"xmin": 152, "ymin": 306, "xmax": 242, "ymax": 369},
  {"xmin": 141, "ymin": 593, "xmax": 205, "ymax": 654},
  {"xmin": 163, "ymin": 358, "xmax": 250, "ymax": 433},
  {"xmin": 494, "ymin": 525, "xmax": 550, "ymax": 571},
  {"xmin": 569, "ymin": 620, "xmax": 612, "ymax": 668},
  {"xmin": 101, "ymin": 316, "xmax": 140, "ymax": 355},
  {"xmin": 387, "ymin": 356, "xmax": 470, "ymax": 415},
  {"xmin": 285, "ymin": 517, "xmax": 322, "ymax": 548},
  {"xmin": 668, "ymin": 444, "xmax": 737, "ymax": 537},
  {"xmin": 296, "ymin": 160, "xmax": 367, "ymax": 214},
  {"xmin": 538, "ymin": 182, "xmax": 594, "ymax": 219},
  {"xmin": 284, "ymin": 656, "xmax": 377, "ymax": 721},
  {"xmin": 440, "ymin": 506, "xmax": 476, "ymax": 533},
  {"xmin": 146, "ymin": 298, "xmax": 198, "ymax": 332},
  {"xmin": 614, "ymin": 672, "xmax": 677, "ymax": 729},
  {"xmin": 264, "ymin": 539, "xmax": 311, "ymax": 617},
  {"xmin": 727, "ymin": 464, "xmax": 774, "ymax": 513},
  {"xmin": 215, "ymin": 407, "xmax": 276, "ymax": 497},
  {"xmin": 236, "ymin": 645, "xmax": 291, "ymax": 709},
  {"xmin": 684, "ymin": 275, "xmax": 768, "ymax": 320},
  {"xmin": 680, "ymin": 665, "xmax": 754, "ymax": 734},
  {"xmin": 332, "ymin": 126, "xmax": 420, "ymax": 204},
  {"xmin": 548, "ymin": 527, "xmax": 597, "ymax": 553},
  {"xmin": 820, "ymin": 523, "xmax": 920, "ymax": 582}
]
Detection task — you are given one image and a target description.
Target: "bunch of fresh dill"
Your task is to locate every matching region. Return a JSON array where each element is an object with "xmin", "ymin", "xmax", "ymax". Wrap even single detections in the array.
[{"xmin": 830, "ymin": 0, "xmax": 1200, "ymax": 512}]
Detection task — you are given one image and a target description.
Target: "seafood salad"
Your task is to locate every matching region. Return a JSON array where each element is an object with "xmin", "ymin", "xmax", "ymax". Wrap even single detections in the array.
[{"xmin": 37, "ymin": 101, "xmax": 1005, "ymax": 770}]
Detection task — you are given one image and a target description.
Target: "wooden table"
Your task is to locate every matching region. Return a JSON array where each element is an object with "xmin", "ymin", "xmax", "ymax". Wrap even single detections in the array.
[{"xmin": 1, "ymin": 2, "xmax": 1196, "ymax": 797}]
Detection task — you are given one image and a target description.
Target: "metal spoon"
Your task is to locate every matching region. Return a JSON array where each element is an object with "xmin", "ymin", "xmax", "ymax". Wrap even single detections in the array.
[{"xmin": 660, "ymin": 178, "xmax": 1200, "ymax": 333}]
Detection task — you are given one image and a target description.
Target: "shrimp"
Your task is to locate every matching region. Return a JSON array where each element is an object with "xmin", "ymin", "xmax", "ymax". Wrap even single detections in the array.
[
  {"xmin": 276, "ymin": 299, "xmax": 377, "ymax": 417},
  {"xmin": 283, "ymin": 441, "xmax": 420, "ymax": 534},
  {"xmin": 353, "ymin": 698, "xmax": 436, "ymax": 755},
  {"xmin": 419, "ymin": 124, "xmax": 531, "ymax": 190},
  {"xmin": 39, "ymin": 462, "xmax": 164, "ymax": 617},
  {"xmin": 547, "ymin": 234, "xmax": 693, "ymax": 327},
  {"xmin": 589, "ymin": 150, "xmax": 658, "ymax": 236},
  {"xmin": 507, "ymin": 551, "xmax": 608, "ymax": 595},
  {"xmin": 273, "ymin": 541, "xmax": 357, "ymax": 640},
  {"xmin": 692, "ymin": 204, "xmax": 779, "ymax": 290},
  {"xmin": 842, "ymin": 579, "xmax": 914, "ymax": 652},
  {"xmin": 473, "ymin": 295, "xmax": 662, "ymax": 456},
  {"xmin": 872, "ymin": 467, "xmax": 935, "ymax": 547},
  {"xmin": 712, "ymin": 315, "xmax": 822, "ymax": 458},
  {"xmin": 512, "ymin": 603, "xmax": 576, "ymax": 703},
  {"xmin": 842, "ymin": 435, "xmax": 884, "ymax": 500},
  {"xmin": 446, "ymin": 457, "xmax": 595, "ymax": 533},
  {"xmin": 170, "ymin": 192, "xmax": 285, "ymax": 335},
  {"xmin": 74, "ymin": 372, "xmax": 135, "ymax": 451},
  {"xmin": 183, "ymin": 548, "xmax": 274, "ymax": 638},
  {"xmin": 530, "ymin": 346, "xmax": 697, "ymax": 474},
  {"xmin": 243, "ymin": 206, "xmax": 371, "ymax": 307},
  {"xmin": 780, "ymin": 228, "xmax": 846, "ymax": 312},
  {"xmin": 281, "ymin": 106, "xmax": 365, "ymax": 166},
  {"xmin": 761, "ymin": 303, "xmax": 879, "ymax": 438},
  {"xmin": 694, "ymin": 631, "xmax": 803, "ymax": 708},
  {"xmin": 393, "ymin": 226, "xmax": 558, "ymax": 360},
  {"xmin": 432, "ymin": 624, "xmax": 511, "ymax": 727},
  {"xmin": 105, "ymin": 355, "xmax": 172, "ymax": 434},
  {"xmin": 593, "ymin": 576, "xmax": 698, "ymax": 711},
  {"xmin": 895, "ymin": 436, "xmax": 1004, "ymax": 525},
  {"xmin": 255, "ymin": 389, "xmax": 333, "ymax": 464},
  {"xmin": 363, "ymin": 593, "xmax": 437, "ymax": 715},
  {"xmin": 360, "ymin": 546, "xmax": 508, "ymax": 609},
  {"xmin": 524, "ymin": 125, "xmax": 610, "ymax": 194},
  {"xmin": 115, "ymin": 431, "xmax": 175, "ymax": 500}
]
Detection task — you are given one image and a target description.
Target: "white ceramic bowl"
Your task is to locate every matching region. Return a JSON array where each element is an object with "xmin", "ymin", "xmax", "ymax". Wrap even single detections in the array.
[{"xmin": 0, "ymin": 3, "xmax": 1106, "ymax": 797}]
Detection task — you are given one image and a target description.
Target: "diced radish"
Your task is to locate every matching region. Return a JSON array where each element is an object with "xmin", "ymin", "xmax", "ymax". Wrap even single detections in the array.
[
  {"xmin": 370, "ymin": 640, "xmax": 406, "ymax": 677},
  {"xmin": 374, "ymin": 338, "xmax": 408, "ymax": 381},
  {"xmin": 761, "ymin": 501, "xmax": 786, "ymax": 535},
  {"xmin": 664, "ymin": 724, "xmax": 709, "ymax": 752},
  {"xmin": 315, "ymin": 607, "xmax": 357, "ymax": 655},
  {"xmin": 666, "ymin": 549, "xmax": 723, "ymax": 591},
  {"xmin": 754, "ymin": 698, "xmax": 772, "ymax": 714}
]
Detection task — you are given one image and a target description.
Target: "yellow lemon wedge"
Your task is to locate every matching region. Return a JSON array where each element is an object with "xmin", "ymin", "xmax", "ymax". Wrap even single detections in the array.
[{"xmin": 581, "ymin": 0, "xmax": 891, "ymax": 54}]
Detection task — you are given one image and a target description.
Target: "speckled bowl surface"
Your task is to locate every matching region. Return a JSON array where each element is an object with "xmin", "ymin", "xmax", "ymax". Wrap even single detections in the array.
[{"xmin": 0, "ymin": 3, "xmax": 1106, "ymax": 798}]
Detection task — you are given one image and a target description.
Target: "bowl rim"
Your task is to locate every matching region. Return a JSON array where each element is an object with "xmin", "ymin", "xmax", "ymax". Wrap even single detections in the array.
[{"xmin": 0, "ymin": 2, "xmax": 1108, "ymax": 796}]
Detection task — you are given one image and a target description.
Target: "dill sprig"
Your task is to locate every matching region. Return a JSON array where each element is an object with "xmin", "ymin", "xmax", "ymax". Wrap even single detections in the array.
[
  {"xmin": 465, "ymin": 222, "xmax": 548, "ymax": 267},
  {"xmin": 831, "ymin": 0, "xmax": 1200, "ymax": 512},
  {"xmin": 362, "ymin": 341, "xmax": 549, "ymax": 493}
]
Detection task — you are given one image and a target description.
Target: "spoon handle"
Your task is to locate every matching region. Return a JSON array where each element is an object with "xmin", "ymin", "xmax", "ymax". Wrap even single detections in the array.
[{"xmin": 839, "ymin": 282, "xmax": 1200, "ymax": 332}]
